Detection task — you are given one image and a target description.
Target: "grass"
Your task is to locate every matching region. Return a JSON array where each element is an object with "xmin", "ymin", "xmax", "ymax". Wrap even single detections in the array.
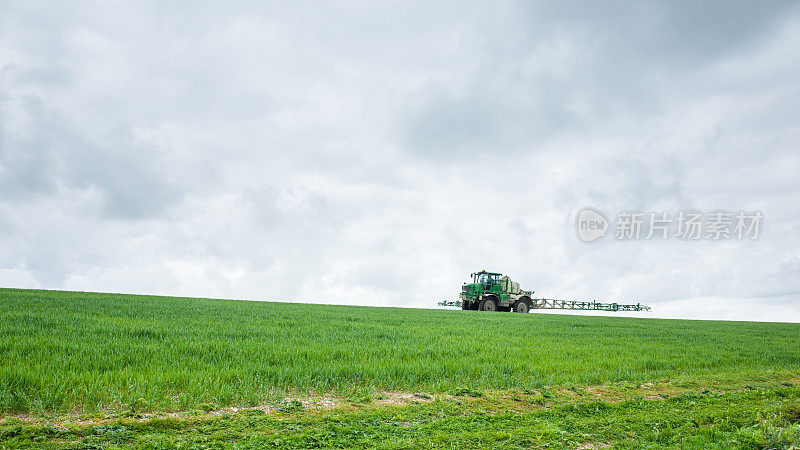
[
  {"xmin": 1, "ymin": 287, "xmax": 799, "ymax": 448},
  {"xmin": 2, "ymin": 288, "xmax": 800, "ymax": 414},
  {"xmin": 2, "ymin": 384, "xmax": 800, "ymax": 448}
]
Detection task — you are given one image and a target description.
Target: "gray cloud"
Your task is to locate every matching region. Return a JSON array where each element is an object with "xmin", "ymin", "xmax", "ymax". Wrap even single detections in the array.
[
  {"xmin": 399, "ymin": 1, "xmax": 799, "ymax": 159},
  {"xmin": 0, "ymin": 82, "xmax": 181, "ymax": 219},
  {"xmin": 0, "ymin": 1, "xmax": 798, "ymax": 321}
]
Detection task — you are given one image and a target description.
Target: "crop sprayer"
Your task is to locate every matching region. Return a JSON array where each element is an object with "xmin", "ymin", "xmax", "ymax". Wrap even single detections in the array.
[{"xmin": 437, "ymin": 270, "xmax": 651, "ymax": 313}]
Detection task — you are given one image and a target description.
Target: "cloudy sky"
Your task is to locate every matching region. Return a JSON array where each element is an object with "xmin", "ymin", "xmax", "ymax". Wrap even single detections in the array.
[{"xmin": 1, "ymin": 1, "xmax": 799, "ymax": 321}]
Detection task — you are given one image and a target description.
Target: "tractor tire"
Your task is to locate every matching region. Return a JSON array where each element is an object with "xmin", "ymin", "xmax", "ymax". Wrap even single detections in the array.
[
  {"xmin": 479, "ymin": 297, "xmax": 497, "ymax": 312},
  {"xmin": 513, "ymin": 299, "xmax": 530, "ymax": 313},
  {"xmin": 461, "ymin": 301, "xmax": 470, "ymax": 310}
]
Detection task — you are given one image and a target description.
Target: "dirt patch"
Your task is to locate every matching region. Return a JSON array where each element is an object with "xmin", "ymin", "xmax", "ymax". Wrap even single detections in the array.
[
  {"xmin": 280, "ymin": 395, "xmax": 342, "ymax": 410},
  {"xmin": 374, "ymin": 392, "xmax": 434, "ymax": 406},
  {"xmin": 0, "ymin": 393, "xmax": 426, "ymax": 427},
  {"xmin": 278, "ymin": 391, "xmax": 434, "ymax": 410}
]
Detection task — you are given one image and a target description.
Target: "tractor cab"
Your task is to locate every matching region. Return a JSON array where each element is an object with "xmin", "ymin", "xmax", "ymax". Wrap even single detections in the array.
[{"xmin": 473, "ymin": 270, "xmax": 502, "ymax": 288}]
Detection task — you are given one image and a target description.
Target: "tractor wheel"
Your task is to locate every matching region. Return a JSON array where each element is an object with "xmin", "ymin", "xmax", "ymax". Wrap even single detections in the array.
[
  {"xmin": 479, "ymin": 298, "xmax": 497, "ymax": 312},
  {"xmin": 514, "ymin": 299, "xmax": 530, "ymax": 313},
  {"xmin": 461, "ymin": 301, "xmax": 470, "ymax": 310}
]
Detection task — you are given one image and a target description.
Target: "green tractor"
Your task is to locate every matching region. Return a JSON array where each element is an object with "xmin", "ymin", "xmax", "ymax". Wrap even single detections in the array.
[{"xmin": 459, "ymin": 270, "xmax": 534, "ymax": 313}]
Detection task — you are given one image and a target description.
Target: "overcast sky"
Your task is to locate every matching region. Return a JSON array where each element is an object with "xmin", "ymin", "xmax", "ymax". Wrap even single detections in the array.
[{"xmin": 1, "ymin": 1, "xmax": 799, "ymax": 321}]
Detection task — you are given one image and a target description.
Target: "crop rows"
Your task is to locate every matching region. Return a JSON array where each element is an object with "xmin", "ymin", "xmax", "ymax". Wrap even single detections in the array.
[{"xmin": 1, "ymin": 288, "xmax": 799, "ymax": 414}]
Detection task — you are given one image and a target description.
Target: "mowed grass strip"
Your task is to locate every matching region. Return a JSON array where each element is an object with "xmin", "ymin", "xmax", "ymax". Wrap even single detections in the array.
[
  {"xmin": 3, "ymin": 383, "xmax": 800, "ymax": 448},
  {"xmin": 1, "ymin": 288, "xmax": 799, "ymax": 414}
]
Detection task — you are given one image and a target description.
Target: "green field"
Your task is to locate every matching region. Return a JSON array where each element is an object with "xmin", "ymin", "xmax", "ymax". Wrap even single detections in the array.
[{"xmin": 1, "ymin": 288, "xmax": 800, "ymax": 448}]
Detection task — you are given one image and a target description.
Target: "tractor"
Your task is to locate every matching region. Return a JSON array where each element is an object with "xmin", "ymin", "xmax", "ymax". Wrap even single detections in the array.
[{"xmin": 459, "ymin": 270, "xmax": 533, "ymax": 313}]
